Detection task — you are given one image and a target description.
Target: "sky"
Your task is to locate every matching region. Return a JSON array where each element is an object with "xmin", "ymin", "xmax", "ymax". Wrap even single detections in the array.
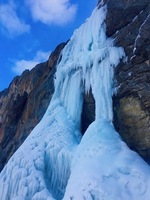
[{"xmin": 0, "ymin": 0, "xmax": 97, "ymax": 92}]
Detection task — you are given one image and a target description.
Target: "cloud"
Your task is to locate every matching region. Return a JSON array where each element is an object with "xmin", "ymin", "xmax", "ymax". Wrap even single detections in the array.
[
  {"xmin": 0, "ymin": 1, "xmax": 30, "ymax": 36},
  {"xmin": 12, "ymin": 50, "xmax": 51, "ymax": 75},
  {"xmin": 26, "ymin": 0, "xmax": 77, "ymax": 25}
]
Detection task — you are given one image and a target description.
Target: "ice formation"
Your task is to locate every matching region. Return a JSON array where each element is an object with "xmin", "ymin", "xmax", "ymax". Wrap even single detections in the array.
[{"xmin": 1, "ymin": 4, "xmax": 150, "ymax": 200}]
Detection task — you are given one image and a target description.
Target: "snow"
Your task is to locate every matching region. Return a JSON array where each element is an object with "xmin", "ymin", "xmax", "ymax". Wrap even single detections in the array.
[
  {"xmin": 0, "ymin": 105, "xmax": 79, "ymax": 200},
  {"xmin": 128, "ymin": 72, "xmax": 132, "ymax": 76},
  {"xmin": 63, "ymin": 120, "xmax": 150, "ymax": 200},
  {"xmin": 0, "ymin": 4, "xmax": 150, "ymax": 200}
]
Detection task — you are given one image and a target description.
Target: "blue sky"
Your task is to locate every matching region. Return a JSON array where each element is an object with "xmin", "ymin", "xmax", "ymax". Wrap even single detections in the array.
[{"xmin": 0, "ymin": 0, "xmax": 97, "ymax": 91}]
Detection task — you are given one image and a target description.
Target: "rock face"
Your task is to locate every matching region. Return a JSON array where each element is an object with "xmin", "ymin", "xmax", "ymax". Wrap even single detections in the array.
[
  {"xmin": 104, "ymin": 0, "xmax": 150, "ymax": 162},
  {"xmin": 0, "ymin": 43, "xmax": 65, "ymax": 171},
  {"xmin": 85, "ymin": 0, "xmax": 150, "ymax": 163}
]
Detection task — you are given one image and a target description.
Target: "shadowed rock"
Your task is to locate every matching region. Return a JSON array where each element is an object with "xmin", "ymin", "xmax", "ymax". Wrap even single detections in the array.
[{"xmin": 0, "ymin": 43, "xmax": 66, "ymax": 171}]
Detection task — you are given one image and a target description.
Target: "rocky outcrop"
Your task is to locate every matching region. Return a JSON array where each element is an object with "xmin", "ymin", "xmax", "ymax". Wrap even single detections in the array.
[
  {"xmin": 104, "ymin": 0, "xmax": 150, "ymax": 162},
  {"xmin": 0, "ymin": 43, "xmax": 65, "ymax": 171}
]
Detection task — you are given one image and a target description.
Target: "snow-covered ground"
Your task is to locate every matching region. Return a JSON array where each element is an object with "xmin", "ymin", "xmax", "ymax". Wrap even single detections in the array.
[{"xmin": 0, "ymin": 5, "xmax": 150, "ymax": 200}]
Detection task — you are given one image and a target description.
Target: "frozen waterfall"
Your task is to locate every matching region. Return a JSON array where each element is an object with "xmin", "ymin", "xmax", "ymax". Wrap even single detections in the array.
[{"xmin": 1, "ymin": 4, "xmax": 150, "ymax": 200}]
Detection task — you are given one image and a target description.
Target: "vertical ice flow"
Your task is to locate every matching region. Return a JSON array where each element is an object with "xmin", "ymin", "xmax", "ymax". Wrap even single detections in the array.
[{"xmin": 54, "ymin": 5, "xmax": 124, "ymax": 122}]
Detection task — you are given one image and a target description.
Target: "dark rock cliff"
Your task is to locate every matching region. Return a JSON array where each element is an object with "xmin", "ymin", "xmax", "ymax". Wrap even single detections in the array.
[
  {"xmin": 104, "ymin": 0, "xmax": 150, "ymax": 163},
  {"xmin": 83, "ymin": 0, "xmax": 150, "ymax": 163},
  {"xmin": 0, "ymin": 43, "xmax": 65, "ymax": 171}
]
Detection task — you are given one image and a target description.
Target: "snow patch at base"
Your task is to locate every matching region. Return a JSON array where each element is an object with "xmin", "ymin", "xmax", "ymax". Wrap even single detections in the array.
[{"xmin": 63, "ymin": 120, "xmax": 150, "ymax": 200}]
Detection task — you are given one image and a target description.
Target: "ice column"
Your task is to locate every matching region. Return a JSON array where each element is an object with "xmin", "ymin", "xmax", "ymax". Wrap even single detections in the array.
[{"xmin": 54, "ymin": 5, "xmax": 124, "ymax": 123}]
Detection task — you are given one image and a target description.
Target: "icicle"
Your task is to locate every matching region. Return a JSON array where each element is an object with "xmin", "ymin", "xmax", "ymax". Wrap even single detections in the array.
[{"xmin": 54, "ymin": 5, "xmax": 124, "ymax": 122}]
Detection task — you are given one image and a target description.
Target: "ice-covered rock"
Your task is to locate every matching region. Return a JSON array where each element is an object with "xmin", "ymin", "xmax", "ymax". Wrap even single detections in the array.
[{"xmin": 0, "ymin": 4, "xmax": 150, "ymax": 200}]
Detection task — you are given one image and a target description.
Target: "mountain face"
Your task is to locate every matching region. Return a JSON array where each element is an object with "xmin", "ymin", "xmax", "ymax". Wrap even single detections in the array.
[
  {"xmin": 0, "ymin": 1, "xmax": 150, "ymax": 200},
  {"xmin": 0, "ymin": 0, "xmax": 150, "ymax": 200},
  {"xmin": 0, "ymin": 0, "xmax": 149, "ymax": 172},
  {"xmin": 1, "ymin": 4, "xmax": 150, "ymax": 200}
]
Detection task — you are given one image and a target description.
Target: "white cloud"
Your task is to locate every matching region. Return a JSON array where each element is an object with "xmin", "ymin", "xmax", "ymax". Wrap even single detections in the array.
[
  {"xmin": 26, "ymin": 0, "xmax": 77, "ymax": 25},
  {"xmin": 0, "ymin": 1, "xmax": 30, "ymax": 36},
  {"xmin": 12, "ymin": 50, "xmax": 51, "ymax": 75}
]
